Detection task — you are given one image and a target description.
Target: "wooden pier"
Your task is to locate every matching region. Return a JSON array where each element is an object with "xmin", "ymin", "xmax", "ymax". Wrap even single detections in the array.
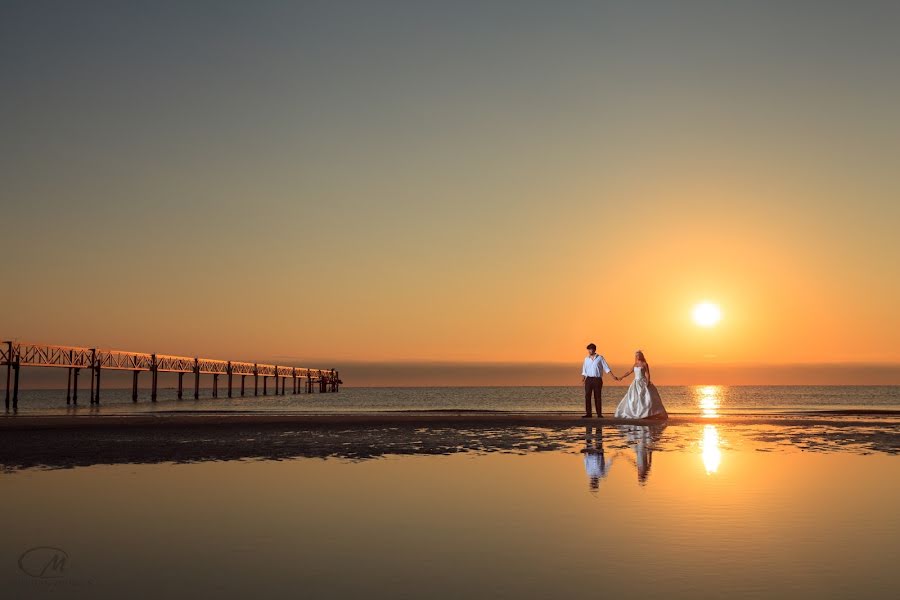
[{"xmin": 2, "ymin": 340, "xmax": 340, "ymax": 410}]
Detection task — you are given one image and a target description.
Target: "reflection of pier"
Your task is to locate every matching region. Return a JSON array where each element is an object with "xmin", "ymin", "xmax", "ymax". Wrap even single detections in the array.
[{"xmin": 2, "ymin": 341, "xmax": 340, "ymax": 409}]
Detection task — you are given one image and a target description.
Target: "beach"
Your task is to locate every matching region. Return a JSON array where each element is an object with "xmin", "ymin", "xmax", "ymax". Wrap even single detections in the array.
[
  {"xmin": 0, "ymin": 411, "xmax": 897, "ymax": 469},
  {"xmin": 2, "ymin": 410, "xmax": 898, "ymax": 599},
  {"xmin": 2, "ymin": 387, "xmax": 898, "ymax": 599}
]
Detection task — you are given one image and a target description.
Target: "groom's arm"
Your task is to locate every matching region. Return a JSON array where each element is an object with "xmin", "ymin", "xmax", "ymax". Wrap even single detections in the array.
[
  {"xmin": 601, "ymin": 357, "xmax": 622, "ymax": 380},
  {"xmin": 600, "ymin": 356, "xmax": 612, "ymax": 375}
]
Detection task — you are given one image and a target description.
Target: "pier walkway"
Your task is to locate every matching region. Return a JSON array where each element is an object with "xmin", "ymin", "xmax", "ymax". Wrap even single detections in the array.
[{"xmin": 2, "ymin": 340, "xmax": 340, "ymax": 409}]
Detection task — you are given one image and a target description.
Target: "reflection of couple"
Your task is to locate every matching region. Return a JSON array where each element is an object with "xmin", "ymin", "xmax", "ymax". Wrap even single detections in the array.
[
  {"xmin": 582, "ymin": 425, "xmax": 664, "ymax": 488},
  {"xmin": 582, "ymin": 427, "xmax": 613, "ymax": 491},
  {"xmin": 581, "ymin": 344, "xmax": 668, "ymax": 419},
  {"xmin": 621, "ymin": 425, "xmax": 655, "ymax": 485}
]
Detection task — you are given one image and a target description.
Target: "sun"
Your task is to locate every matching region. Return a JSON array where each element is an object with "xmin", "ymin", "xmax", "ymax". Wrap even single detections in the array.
[{"xmin": 692, "ymin": 302, "xmax": 722, "ymax": 327}]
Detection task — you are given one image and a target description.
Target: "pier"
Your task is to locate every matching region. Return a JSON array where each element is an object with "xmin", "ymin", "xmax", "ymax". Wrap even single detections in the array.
[{"xmin": 2, "ymin": 340, "xmax": 340, "ymax": 409}]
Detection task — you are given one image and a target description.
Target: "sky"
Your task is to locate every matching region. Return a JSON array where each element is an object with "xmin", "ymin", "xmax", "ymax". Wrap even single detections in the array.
[{"xmin": 1, "ymin": 1, "xmax": 898, "ymax": 385}]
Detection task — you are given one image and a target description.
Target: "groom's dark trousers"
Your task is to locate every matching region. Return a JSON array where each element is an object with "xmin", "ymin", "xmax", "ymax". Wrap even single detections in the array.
[{"xmin": 584, "ymin": 377, "xmax": 603, "ymax": 416}]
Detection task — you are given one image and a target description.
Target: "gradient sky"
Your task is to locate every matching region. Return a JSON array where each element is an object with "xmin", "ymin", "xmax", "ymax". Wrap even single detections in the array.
[{"xmin": 2, "ymin": 1, "xmax": 898, "ymax": 383}]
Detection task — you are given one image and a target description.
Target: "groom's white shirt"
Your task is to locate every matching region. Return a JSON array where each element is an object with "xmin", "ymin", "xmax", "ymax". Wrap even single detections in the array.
[
  {"xmin": 582, "ymin": 354, "xmax": 612, "ymax": 378},
  {"xmin": 584, "ymin": 452, "xmax": 614, "ymax": 479}
]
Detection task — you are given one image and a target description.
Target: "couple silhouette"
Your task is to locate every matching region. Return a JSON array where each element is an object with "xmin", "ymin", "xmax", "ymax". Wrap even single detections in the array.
[{"xmin": 581, "ymin": 343, "xmax": 668, "ymax": 420}]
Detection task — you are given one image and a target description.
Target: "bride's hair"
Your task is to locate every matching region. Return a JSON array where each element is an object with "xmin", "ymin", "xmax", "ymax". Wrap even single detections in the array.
[{"xmin": 635, "ymin": 350, "xmax": 646, "ymax": 362}]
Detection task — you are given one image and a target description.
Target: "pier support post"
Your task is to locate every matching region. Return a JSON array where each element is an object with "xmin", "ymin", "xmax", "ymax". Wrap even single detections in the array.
[
  {"xmin": 12, "ymin": 356, "xmax": 20, "ymax": 409},
  {"xmin": 132, "ymin": 370, "xmax": 139, "ymax": 402},
  {"xmin": 241, "ymin": 375, "xmax": 245, "ymax": 396},
  {"xmin": 213, "ymin": 374, "xmax": 219, "ymax": 398},
  {"xmin": 72, "ymin": 368, "xmax": 79, "ymax": 405},
  {"xmin": 193, "ymin": 358, "xmax": 200, "ymax": 400},
  {"xmin": 292, "ymin": 369, "xmax": 297, "ymax": 394},
  {"xmin": 94, "ymin": 365, "xmax": 101, "ymax": 404},
  {"xmin": 281, "ymin": 376, "xmax": 285, "ymax": 395},
  {"xmin": 4, "ymin": 341, "xmax": 11, "ymax": 410},
  {"xmin": 227, "ymin": 362, "xmax": 233, "ymax": 398},
  {"xmin": 254, "ymin": 366, "xmax": 258, "ymax": 396},
  {"xmin": 307, "ymin": 374, "xmax": 312, "ymax": 394},
  {"xmin": 89, "ymin": 349, "xmax": 96, "ymax": 405},
  {"xmin": 151, "ymin": 354, "xmax": 158, "ymax": 402},
  {"xmin": 263, "ymin": 375, "xmax": 267, "ymax": 396},
  {"xmin": 66, "ymin": 367, "xmax": 72, "ymax": 405}
]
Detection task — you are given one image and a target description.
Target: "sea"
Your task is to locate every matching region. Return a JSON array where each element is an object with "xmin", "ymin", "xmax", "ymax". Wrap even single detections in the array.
[{"xmin": 6, "ymin": 384, "xmax": 899, "ymax": 415}]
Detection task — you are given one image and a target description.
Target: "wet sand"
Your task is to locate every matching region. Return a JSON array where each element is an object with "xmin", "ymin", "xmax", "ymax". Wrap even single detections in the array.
[{"xmin": 1, "ymin": 411, "xmax": 897, "ymax": 472}]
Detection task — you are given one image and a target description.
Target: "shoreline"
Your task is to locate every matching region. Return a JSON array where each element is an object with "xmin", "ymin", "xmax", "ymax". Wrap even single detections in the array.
[
  {"xmin": 1, "ymin": 410, "xmax": 898, "ymax": 431},
  {"xmin": 2, "ymin": 410, "xmax": 897, "ymax": 470}
]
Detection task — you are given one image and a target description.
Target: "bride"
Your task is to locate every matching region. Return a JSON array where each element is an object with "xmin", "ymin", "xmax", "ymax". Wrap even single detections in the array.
[{"xmin": 613, "ymin": 350, "xmax": 668, "ymax": 419}]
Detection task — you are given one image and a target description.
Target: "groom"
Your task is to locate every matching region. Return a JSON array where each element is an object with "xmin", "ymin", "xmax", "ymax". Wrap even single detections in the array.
[{"xmin": 581, "ymin": 343, "xmax": 612, "ymax": 418}]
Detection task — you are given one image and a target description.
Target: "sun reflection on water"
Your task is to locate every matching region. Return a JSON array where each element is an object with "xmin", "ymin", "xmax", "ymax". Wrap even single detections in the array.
[
  {"xmin": 700, "ymin": 425, "xmax": 722, "ymax": 474},
  {"xmin": 696, "ymin": 385, "xmax": 722, "ymax": 418}
]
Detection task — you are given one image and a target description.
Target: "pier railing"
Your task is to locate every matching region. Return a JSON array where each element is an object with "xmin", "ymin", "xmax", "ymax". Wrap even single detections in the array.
[{"xmin": 2, "ymin": 340, "xmax": 340, "ymax": 409}]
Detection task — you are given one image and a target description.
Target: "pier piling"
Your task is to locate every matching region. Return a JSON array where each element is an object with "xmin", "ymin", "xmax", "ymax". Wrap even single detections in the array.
[
  {"xmin": 151, "ymin": 354, "xmax": 158, "ymax": 402},
  {"xmin": 193, "ymin": 359, "xmax": 200, "ymax": 400},
  {"xmin": 12, "ymin": 356, "xmax": 21, "ymax": 409},
  {"xmin": 93, "ymin": 365, "xmax": 101, "ymax": 404},
  {"xmin": 89, "ymin": 349, "xmax": 95, "ymax": 405},
  {"xmin": 4, "ymin": 341, "xmax": 11, "ymax": 410}
]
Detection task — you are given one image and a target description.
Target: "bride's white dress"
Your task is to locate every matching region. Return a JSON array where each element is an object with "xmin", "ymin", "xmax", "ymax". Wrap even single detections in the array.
[{"xmin": 613, "ymin": 367, "xmax": 668, "ymax": 419}]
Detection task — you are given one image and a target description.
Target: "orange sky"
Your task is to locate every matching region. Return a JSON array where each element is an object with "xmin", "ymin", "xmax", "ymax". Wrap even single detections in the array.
[{"xmin": 2, "ymin": 3, "xmax": 898, "ymax": 384}]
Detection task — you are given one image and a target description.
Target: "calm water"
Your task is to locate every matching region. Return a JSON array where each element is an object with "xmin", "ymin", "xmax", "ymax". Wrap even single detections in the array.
[
  {"xmin": 1, "ymin": 421, "xmax": 897, "ymax": 599},
  {"xmin": 6, "ymin": 385, "xmax": 900, "ymax": 415}
]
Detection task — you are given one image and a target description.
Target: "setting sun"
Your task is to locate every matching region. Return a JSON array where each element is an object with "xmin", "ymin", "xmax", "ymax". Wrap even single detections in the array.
[{"xmin": 693, "ymin": 302, "xmax": 722, "ymax": 328}]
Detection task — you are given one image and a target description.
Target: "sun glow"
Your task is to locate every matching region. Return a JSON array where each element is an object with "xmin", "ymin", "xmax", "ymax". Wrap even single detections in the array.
[
  {"xmin": 692, "ymin": 302, "xmax": 722, "ymax": 327},
  {"xmin": 697, "ymin": 385, "xmax": 721, "ymax": 418}
]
